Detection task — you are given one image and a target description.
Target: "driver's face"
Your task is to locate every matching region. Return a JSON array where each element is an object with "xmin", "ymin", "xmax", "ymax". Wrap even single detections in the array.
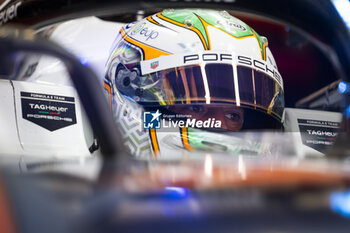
[{"xmin": 167, "ymin": 105, "xmax": 244, "ymax": 131}]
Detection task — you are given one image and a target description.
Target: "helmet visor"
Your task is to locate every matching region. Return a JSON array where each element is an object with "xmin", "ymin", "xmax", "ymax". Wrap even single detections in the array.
[{"xmin": 116, "ymin": 62, "xmax": 284, "ymax": 121}]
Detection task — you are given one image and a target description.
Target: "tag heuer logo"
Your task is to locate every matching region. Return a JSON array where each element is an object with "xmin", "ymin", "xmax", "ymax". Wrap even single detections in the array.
[
  {"xmin": 151, "ymin": 61, "xmax": 159, "ymax": 69},
  {"xmin": 216, "ymin": 20, "xmax": 247, "ymax": 31}
]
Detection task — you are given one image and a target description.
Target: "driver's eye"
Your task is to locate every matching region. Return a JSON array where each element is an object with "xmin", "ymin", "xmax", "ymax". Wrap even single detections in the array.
[
  {"xmin": 225, "ymin": 112, "xmax": 241, "ymax": 121},
  {"xmin": 189, "ymin": 105, "xmax": 203, "ymax": 113}
]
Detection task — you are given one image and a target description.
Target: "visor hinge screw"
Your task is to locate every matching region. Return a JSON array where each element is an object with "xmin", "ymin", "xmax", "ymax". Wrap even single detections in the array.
[
  {"xmin": 261, "ymin": 36, "xmax": 269, "ymax": 46},
  {"xmin": 123, "ymin": 77, "xmax": 130, "ymax": 86},
  {"xmin": 184, "ymin": 19, "xmax": 193, "ymax": 28},
  {"xmin": 135, "ymin": 88, "xmax": 144, "ymax": 97}
]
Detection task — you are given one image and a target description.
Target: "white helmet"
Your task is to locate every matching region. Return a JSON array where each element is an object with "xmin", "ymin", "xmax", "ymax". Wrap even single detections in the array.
[{"xmin": 104, "ymin": 9, "xmax": 284, "ymax": 158}]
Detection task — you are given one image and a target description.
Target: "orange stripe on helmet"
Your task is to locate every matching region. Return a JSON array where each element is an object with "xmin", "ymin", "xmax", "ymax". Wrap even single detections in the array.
[
  {"xmin": 180, "ymin": 127, "xmax": 195, "ymax": 151},
  {"xmin": 195, "ymin": 14, "xmax": 212, "ymax": 50},
  {"xmin": 149, "ymin": 128, "xmax": 160, "ymax": 155},
  {"xmin": 147, "ymin": 15, "xmax": 160, "ymax": 25},
  {"xmin": 120, "ymin": 28, "xmax": 170, "ymax": 60},
  {"xmin": 252, "ymin": 30, "xmax": 266, "ymax": 61},
  {"xmin": 191, "ymin": 20, "xmax": 266, "ymax": 61},
  {"xmin": 103, "ymin": 82, "xmax": 112, "ymax": 109}
]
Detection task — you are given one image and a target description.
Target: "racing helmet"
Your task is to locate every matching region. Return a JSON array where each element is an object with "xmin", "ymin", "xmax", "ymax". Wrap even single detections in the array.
[{"xmin": 104, "ymin": 9, "xmax": 284, "ymax": 158}]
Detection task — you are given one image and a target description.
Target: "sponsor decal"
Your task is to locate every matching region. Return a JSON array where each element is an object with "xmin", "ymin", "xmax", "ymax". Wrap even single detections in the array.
[
  {"xmin": 21, "ymin": 92, "xmax": 77, "ymax": 131},
  {"xmin": 130, "ymin": 22, "xmax": 159, "ymax": 41},
  {"xmin": 140, "ymin": 51, "xmax": 283, "ymax": 89},
  {"xmin": 237, "ymin": 55, "xmax": 283, "ymax": 88},
  {"xmin": 216, "ymin": 19, "xmax": 247, "ymax": 31},
  {"xmin": 298, "ymin": 119, "xmax": 340, "ymax": 153},
  {"xmin": 184, "ymin": 53, "xmax": 283, "ymax": 88},
  {"xmin": 139, "ymin": 27, "xmax": 159, "ymax": 41},
  {"xmin": 150, "ymin": 61, "xmax": 159, "ymax": 69},
  {"xmin": 130, "ymin": 23, "xmax": 146, "ymax": 35},
  {"xmin": 183, "ymin": 53, "xmax": 232, "ymax": 63},
  {"xmin": 125, "ymin": 21, "xmax": 136, "ymax": 30},
  {"xmin": 0, "ymin": 1, "xmax": 21, "ymax": 25},
  {"xmin": 143, "ymin": 110, "xmax": 222, "ymax": 129}
]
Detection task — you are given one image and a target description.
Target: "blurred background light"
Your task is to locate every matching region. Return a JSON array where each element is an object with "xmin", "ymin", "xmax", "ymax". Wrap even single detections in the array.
[
  {"xmin": 338, "ymin": 81, "xmax": 349, "ymax": 94},
  {"xmin": 164, "ymin": 187, "xmax": 188, "ymax": 199},
  {"xmin": 332, "ymin": 0, "xmax": 350, "ymax": 29},
  {"xmin": 330, "ymin": 190, "xmax": 350, "ymax": 218},
  {"xmin": 345, "ymin": 105, "xmax": 350, "ymax": 118},
  {"xmin": 79, "ymin": 57, "xmax": 89, "ymax": 66}
]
